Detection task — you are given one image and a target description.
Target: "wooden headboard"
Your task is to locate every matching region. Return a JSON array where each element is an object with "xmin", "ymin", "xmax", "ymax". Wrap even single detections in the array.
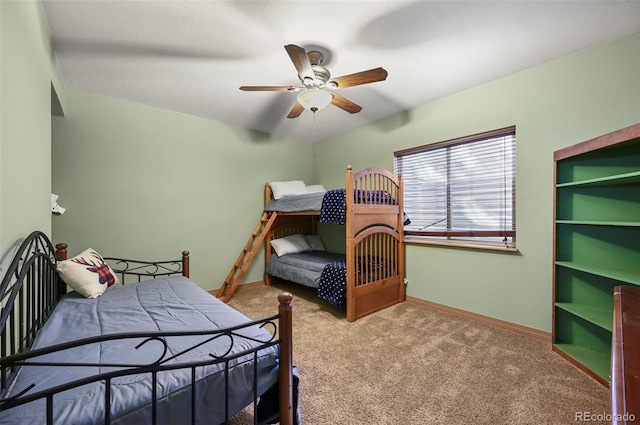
[{"xmin": 264, "ymin": 219, "xmax": 316, "ymax": 265}]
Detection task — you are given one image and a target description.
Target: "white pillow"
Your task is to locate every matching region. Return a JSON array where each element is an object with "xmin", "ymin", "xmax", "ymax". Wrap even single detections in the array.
[
  {"xmin": 270, "ymin": 180, "xmax": 307, "ymax": 200},
  {"xmin": 270, "ymin": 234, "xmax": 311, "ymax": 257},
  {"xmin": 304, "ymin": 234, "xmax": 326, "ymax": 251},
  {"xmin": 57, "ymin": 248, "xmax": 119, "ymax": 298},
  {"xmin": 306, "ymin": 184, "xmax": 327, "ymax": 194}
]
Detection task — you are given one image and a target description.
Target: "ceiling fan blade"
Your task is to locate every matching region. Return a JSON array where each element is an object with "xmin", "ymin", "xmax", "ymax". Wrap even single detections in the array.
[
  {"xmin": 287, "ymin": 102, "xmax": 305, "ymax": 119},
  {"xmin": 331, "ymin": 93, "xmax": 362, "ymax": 114},
  {"xmin": 284, "ymin": 44, "xmax": 315, "ymax": 83},
  {"xmin": 328, "ymin": 67, "xmax": 388, "ymax": 89},
  {"xmin": 239, "ymin": 86, "xmax": 299, "ymax": 92}
]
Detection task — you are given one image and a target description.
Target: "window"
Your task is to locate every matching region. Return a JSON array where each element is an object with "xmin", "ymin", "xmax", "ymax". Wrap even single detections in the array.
[{"xmin": 394, "ymin": 127, "xmax": 516, "ymax": 250}]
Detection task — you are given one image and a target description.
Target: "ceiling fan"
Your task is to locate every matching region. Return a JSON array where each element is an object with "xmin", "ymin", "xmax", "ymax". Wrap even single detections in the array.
[{"xmin": 239, "ymin": 44, "xmax": 388, "ymax": 119}]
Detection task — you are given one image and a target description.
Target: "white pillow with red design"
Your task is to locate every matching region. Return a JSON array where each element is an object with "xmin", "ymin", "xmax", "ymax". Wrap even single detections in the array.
[{"xmin": 57, "ymin": 248, "xmax": 119, "ymax": 298}]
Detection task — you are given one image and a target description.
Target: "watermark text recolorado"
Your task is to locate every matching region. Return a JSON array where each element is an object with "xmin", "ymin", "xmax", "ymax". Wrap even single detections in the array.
[{"xmin": 575, "ymin": 411, "xmax": 635, "ymax": 422}]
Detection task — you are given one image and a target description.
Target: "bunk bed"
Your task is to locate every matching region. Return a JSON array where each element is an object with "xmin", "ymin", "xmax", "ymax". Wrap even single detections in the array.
[
  {"xmin": 0, "ymin": 231, "xmax": 297, "ymax": 425},
  {"xmin": 263, "ymin": 166, "xmax": 405, "ymax": 322}
]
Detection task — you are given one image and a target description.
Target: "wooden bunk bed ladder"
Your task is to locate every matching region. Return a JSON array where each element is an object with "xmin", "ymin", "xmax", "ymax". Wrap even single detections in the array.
[{"xmin": 216, "ymin": 211, "xmax": 278, "ymax": 302}]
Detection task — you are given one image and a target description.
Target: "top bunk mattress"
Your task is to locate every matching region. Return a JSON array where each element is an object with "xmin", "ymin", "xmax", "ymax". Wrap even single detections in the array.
[
  {"xmin": 264, "ymin": 191, "xmax": 325, "ymax": 213},
  {"xmin": 265, "ymin": 188, "xmax": 406, "ymax": 226},
  {"xmin": 1, "ymin": 276, "xmax": 279, "ymax": 425}
]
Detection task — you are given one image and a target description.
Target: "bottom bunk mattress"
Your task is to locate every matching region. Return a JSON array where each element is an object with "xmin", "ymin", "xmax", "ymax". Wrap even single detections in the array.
[
  {"xmin": 266, "ymin": 251, "xmax": 396, "ymax": 309},
  {"xmin": 1, "ymin": 276, "xmax": 282, "ymax": 425},
  {"xmin": 266, "ymin": 251, "xmax": 348, "ymax": 308}
]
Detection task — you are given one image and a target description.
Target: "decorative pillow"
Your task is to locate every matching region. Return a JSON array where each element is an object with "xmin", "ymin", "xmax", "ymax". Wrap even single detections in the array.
[
  {"xmin": 306, "ymin": 184, "xmax": 327, "ymax": 194},
  {"xmin": 270, "ymin": 234, "xmax": 311, "ymax": 257},
  {"xmin": 270, "ymin": 180, "xmax": 307, "ymax": 200},
  {"xmin": 304, "ymin": 234, "xmax": 326, "ymax": 251},
  {"xmin": 57, "ymin": 248, "xmax": 119, "ymax": 298}
]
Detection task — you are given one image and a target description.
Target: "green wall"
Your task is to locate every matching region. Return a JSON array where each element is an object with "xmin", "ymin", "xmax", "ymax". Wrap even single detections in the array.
[
  {"xmin": 0, "ymin": 1, "xmax": 64, "ymax": 272},
  {"xmin": 52, "ymin": 89, "xmax": 312, "ymax": 290},
  {"xmin": 312, "ymin": 32, "xmax": 640, "ymax": 332},
  {"xmin": 3, "ymin": 0, "xmax": 637, "ymax": 333}
]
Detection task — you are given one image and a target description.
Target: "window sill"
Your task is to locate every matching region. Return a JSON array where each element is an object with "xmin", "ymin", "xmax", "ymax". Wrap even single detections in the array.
[{"xmin": 404, "ymin": 237, "xmax": 519, "ymax": 253}]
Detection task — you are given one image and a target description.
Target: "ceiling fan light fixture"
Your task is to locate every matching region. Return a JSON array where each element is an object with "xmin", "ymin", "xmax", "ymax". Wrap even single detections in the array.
[{"xmin": 297, "ymin": 88, "xmax": 333, "ymax": 112}]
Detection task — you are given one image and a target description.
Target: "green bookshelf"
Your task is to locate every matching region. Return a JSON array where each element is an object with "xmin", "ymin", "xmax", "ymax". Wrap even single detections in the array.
[{"xmin": 552, "ymin": 123, "xmax": 640, "ymax": 386}]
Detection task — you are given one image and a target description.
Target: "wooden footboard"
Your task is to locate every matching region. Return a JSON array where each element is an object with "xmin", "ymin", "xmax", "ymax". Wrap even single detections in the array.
[
  {"xmin": 346, "ymin": 225, "xmax": 404, "ymax": 322},
  {"xmin": 346, "ymin": 165, "xmax": 404, "ymax": 235},
  {"xmin": 346, "ymin": 166, "xmax": 405, "ymax": 322}
]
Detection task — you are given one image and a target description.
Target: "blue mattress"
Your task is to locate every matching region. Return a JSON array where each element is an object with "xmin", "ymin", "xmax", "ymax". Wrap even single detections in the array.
[
  {"xmin": 265, "ymin": 189, "xmax": 409, "ymax": 226},
  {"xmin": 266, "ymin": 251, "xmax": 346, "ymax": 289},
  {"xmin": 266, "ymin": 251, "xmax": 349, "ymax": 308},
  {"xmin": 1, "ymin": 277, "xmax": 280, "ymax": 425},
  {"xmin": 264, "ymin": 192, "xmax": 324, "ymax": 213}
]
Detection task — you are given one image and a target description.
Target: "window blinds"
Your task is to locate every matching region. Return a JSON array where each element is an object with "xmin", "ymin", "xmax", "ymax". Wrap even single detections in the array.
[{"xmin": 394, "ymin": 127, "xmax": 516, "ymax": 244}]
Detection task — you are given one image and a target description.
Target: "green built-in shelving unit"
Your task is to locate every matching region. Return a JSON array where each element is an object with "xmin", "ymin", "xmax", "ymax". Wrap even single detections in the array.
[{"xmin": 552, "ymin": 123, "xmax": 640, "ymax": 386}]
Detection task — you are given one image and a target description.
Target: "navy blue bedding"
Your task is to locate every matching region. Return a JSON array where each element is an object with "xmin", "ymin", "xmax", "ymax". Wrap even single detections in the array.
[
  {"xmin": 317, "ymin": 260, "xmax": 347, "ymax": 307},
  {"xmin": 318, "ymin": 256, "xmax": 389, "ymax": 308},
  {"xmin": 318, "ymin": 189, "xmax": 348, "ymax": 224}
]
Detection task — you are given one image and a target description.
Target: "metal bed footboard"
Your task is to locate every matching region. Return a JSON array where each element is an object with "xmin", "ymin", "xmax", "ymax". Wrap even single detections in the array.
[
  {"xmin": 0, "ymin": 231, "xmax": 295, "ymax": 425},
  {"xmin": 0, "ymin": 309, "xmax": 291, "ymax": 425}
]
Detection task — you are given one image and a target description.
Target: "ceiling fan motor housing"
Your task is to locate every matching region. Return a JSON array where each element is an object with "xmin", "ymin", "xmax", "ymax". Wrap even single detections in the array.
[
  {"xmin": 311, "ymin": 65, "xmax": 330, "ymax": 86},
  {"xmin": 297, "ymin": 50, "xmax": 329, "ymax": 87}
]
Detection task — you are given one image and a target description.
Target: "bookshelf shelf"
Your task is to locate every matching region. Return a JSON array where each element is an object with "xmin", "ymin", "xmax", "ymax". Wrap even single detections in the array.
[
  {"xmin": 555, "ymin": 302, "xmax": 612, "ymax": 332},
  {"xmin": 552, "ymin": 123, "xmax": 640, "ymax": 386},
  {"xmin": 556, "ymin": 170, "xmax": 640, "ymax": 188},
  {"xmin": 555, "ymin": 261, "xmax": 640, "ymax": 286},
  {"xmin": 556, "ymin": 220, "xmax": 640, "ymax": 227}
]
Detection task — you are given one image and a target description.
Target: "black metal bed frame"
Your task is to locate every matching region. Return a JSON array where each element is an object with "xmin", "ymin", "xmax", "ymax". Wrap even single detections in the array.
[
  {"xmin": 0, "ymin": 231, "xmax": 295, "ymax": 425},
  {"xmin": 104, "ymin": 252, "xmax": 190, "ymax": 284}
]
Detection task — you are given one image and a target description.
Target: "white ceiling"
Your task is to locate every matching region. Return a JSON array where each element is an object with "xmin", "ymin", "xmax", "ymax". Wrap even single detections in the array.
[{"xmin": 42, "ymin": 1, "xmax": 640, "ymax": 143}]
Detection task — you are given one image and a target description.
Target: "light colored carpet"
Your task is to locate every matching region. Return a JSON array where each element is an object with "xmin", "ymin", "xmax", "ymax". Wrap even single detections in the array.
[{"xmin": 227, "ymin": 282, "xmax": 610, "ymax": 425}]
